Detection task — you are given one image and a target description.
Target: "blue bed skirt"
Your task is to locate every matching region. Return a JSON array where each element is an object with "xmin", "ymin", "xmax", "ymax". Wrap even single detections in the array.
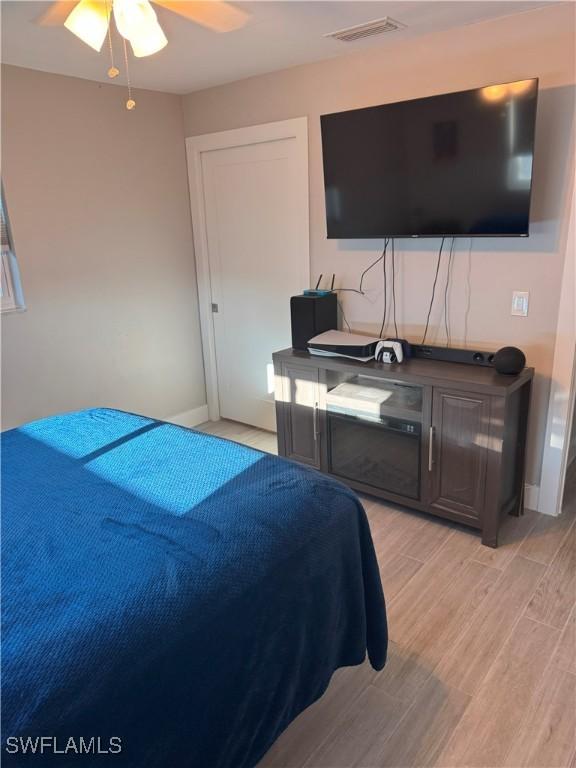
[{"xmin": 1, "ymin": 409, "xmax": 387, "ymax": 767}]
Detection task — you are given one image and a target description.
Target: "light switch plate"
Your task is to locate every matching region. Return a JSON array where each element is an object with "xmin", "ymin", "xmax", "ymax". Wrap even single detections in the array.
[{"xmin": 511, "ymin": 291, "xmax": 529, "ymax": 317}]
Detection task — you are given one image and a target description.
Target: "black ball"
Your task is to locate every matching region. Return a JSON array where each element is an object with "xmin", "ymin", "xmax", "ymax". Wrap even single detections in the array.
[{"xmin": 493, "ymin": 346, "xmax": 526, "ymax": 375}]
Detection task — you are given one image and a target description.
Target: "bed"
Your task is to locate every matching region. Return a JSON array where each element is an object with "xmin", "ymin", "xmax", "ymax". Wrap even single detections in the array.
[{"xmin": 1, "ymin": 408, "xmax": 387, "ymax": 767}]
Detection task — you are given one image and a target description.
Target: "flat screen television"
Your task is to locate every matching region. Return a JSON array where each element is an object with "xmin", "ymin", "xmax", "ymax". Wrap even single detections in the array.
[{"xmin": 320, "ymin": 79, "xmax": 538, "ymax": 238}]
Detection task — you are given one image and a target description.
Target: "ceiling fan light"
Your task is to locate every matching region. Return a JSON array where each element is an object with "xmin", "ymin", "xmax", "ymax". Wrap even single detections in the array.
[
  {"xmin": 129, "ymin": 19, "xmax": 168, "ymax": 57},
  {"xmin": 64, "ymin": 0, "xmax": 110, "ymax": 52},
  {"xmin": 113, "ymin": 0, "xmax": 167, "ymax": 57}
]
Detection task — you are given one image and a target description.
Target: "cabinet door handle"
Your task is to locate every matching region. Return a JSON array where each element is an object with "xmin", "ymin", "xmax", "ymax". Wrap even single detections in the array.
[
  {"xmin": 313, "ymin": 402, "xmax": 319, "ymax": 441},
  {"xmin": 428, "ymin": 426, "xmax": 435, "ymax": 472}
]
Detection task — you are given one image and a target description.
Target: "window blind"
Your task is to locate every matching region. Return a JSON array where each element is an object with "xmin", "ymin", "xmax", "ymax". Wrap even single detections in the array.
[{"xmin": 1, "ymin": 199, "xmax": 11, "ymax": 252}]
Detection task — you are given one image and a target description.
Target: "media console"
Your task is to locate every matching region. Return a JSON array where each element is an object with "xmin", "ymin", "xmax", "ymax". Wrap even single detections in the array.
[{"xmin": 273, "ymin": 348, "xmax": 534, "ymax": 548}]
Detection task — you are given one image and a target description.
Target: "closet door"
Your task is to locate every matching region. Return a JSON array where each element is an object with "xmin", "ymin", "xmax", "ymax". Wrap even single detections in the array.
[{"xmin": 196, "ymin": 124, "xmax": 308, "ymax": 431}]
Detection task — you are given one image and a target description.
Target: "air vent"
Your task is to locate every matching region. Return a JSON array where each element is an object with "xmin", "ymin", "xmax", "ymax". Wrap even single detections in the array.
[{"xmin": 324, "ymin": 17, "xmax": 405, "ymax": 43}]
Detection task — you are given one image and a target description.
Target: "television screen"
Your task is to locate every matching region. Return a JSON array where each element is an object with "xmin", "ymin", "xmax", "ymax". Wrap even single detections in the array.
[{"xmin": 320, "ymin": 79, "xmax": 538, "ymax": 238}]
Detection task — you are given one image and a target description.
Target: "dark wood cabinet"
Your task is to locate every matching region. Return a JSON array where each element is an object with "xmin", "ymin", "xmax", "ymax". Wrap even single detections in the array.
[
  {"xmin": 277, "ymin": 362, "xmax": 322, "ymax": 468},
  {"xmin": 273, "ymin": 348, "xmax": 533, "ymax": 548},
  {"xmin": 429, "ymin": 389, "xmax": 491, "ymax": 522}
]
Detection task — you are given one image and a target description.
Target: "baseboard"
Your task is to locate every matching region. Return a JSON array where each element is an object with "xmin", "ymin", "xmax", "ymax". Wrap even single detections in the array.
[
  {"xmin": 524, "ymin": 483, "xmax": 540, "ymax": 513},
  {"xmin": 165, "ymin": 405, "xmax": 209, "ymax": 429}
]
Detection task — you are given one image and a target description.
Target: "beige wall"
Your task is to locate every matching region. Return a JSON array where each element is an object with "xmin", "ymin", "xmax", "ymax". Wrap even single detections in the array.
[
  {"xmin": 182, "ymin": 3, "xmax": 576, "ymax": 488},
  {"xmin": 1, "ymin": 64, "xmax": 206, "ymax": 429}
]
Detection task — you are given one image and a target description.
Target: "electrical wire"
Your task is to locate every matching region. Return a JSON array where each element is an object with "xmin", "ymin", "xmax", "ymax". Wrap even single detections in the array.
[
  {"xmin": 335, "ymin": 239, "xmax": 390, "ymax": 335},
  {"xmin": 378, "ymin": 240, "xmax": 389, "ymax": 338},
  {"xmin": 391, "ymin": 238, "xmax": 398, "ymax": 338},
  {"xmin": 421, "ymin": 237, "xmax": 445, "ymax": 345},
  {"xmin": 337, "ymin": 299, "xmax": 351, "ymax": 333},
  {"xmin": 338, "ymin": 241, "xmax": 387, "ymax": 295},
  {"xmin": 443, "ymin": 237, "xmax": 455, "ymax": 347},
  {"xmin": 463, "ymin": 237, "xmax": 473, "ymax": 346},
  {"xmin": 359, "ymin": 245, "xmax": 385, "ymax": 294}
]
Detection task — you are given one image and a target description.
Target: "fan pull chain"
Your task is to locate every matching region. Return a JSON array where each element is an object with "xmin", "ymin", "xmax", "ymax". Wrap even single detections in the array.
[
  {"xmin": 105, "ymin": 0, "xmax": 119, "ymax": 79},
  {"xmin": 122, "ymin": 38, "xmax": 136, "ymax": 110}
]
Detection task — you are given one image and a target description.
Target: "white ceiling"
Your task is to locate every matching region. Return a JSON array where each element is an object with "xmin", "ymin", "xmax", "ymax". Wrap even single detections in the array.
[{"xmin": 1, "ymin": 1, "xmax": 554, "ymax": 94}]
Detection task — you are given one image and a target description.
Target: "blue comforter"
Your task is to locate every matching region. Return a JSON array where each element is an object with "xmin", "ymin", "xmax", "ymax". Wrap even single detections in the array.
[{"xmin": 1, "ymin": 409, "xmax": 387, "ymax": 767}]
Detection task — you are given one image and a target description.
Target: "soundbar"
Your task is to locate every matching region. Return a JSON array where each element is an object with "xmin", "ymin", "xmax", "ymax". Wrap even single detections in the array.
[{"xmin": 410, "ymin": 344, "xmax": 495, "ymax": 367}]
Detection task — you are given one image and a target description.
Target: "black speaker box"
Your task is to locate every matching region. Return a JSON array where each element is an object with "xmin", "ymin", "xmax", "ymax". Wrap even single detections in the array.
[{"xmin": 290, "ymin": 293, "xmax": 338, "ymax": 350}]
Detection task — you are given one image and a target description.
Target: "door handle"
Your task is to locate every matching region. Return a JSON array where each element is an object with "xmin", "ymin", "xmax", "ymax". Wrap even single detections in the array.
[
  {"xmin": 313, "ymin": 402, "xmax": 319, "ymax": 442},
  {"xmin": 428, "ymin": 426, "xmax": 435, "ymax": 472}
]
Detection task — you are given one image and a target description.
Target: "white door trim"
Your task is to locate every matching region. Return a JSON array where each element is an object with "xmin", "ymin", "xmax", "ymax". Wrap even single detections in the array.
[
  {"xmin": 539, "ymin": 150, "xmax": 576, "ymax": 515},
  {"xmin": 186, "ymin": 118, "xmax": 309, "ymax": 422}
]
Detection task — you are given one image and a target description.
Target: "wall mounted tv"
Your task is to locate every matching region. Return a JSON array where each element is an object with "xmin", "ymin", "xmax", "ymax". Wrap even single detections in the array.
[{"xmin": 321, "ymin": 79, "xmax": 538, "ymax": 238}]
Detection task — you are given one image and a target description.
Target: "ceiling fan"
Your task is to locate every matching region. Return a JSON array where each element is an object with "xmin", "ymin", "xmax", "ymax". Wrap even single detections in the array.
[
  {"xmin": 36, "ymin": 0, "xmax": 250, "ymax": 57},
  {"xmin": 36, "ymin": 0, "xmax": 250, "ymax": 108}
]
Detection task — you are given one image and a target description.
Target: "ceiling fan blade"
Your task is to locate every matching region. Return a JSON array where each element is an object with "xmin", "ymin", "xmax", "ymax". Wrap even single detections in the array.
[
  {"xmin": 35, "ymin": 1, "xmax": 79, "ymax": 26},
  {"xmin": 153, "ymin": 1, "xmax": 249, "ymax": 32}
]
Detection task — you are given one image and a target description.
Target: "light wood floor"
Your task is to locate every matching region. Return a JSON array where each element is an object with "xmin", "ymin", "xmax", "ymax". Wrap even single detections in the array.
[
  {"xmin": 197, "ymin": 419, "xmax": 576, "ymax": 768},
  {"xmin": 196, "ymin": 418, "xmax": 279, "ymax": 455}
]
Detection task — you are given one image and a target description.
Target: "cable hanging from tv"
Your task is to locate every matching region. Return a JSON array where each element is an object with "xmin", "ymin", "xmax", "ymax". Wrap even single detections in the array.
[
  {"xmin": 421, "ymin": 237, "xmax": 445, "ymax": 345},
  {"xmin": 337, "ymin": 239, "xmax": 389, "ymax": 296},
  {"xmin": 443, "ymin": 238, "xmax": 455, "ymax": 347},
  {"xmin": 333, "ymin": 237, "xmax": 399, "ymax": 340}
]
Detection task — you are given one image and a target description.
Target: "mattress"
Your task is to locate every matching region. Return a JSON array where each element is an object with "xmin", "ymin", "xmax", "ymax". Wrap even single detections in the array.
[{"xmin": 1, "ymin": 408, "xmax": 387, "ymax": 767}]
